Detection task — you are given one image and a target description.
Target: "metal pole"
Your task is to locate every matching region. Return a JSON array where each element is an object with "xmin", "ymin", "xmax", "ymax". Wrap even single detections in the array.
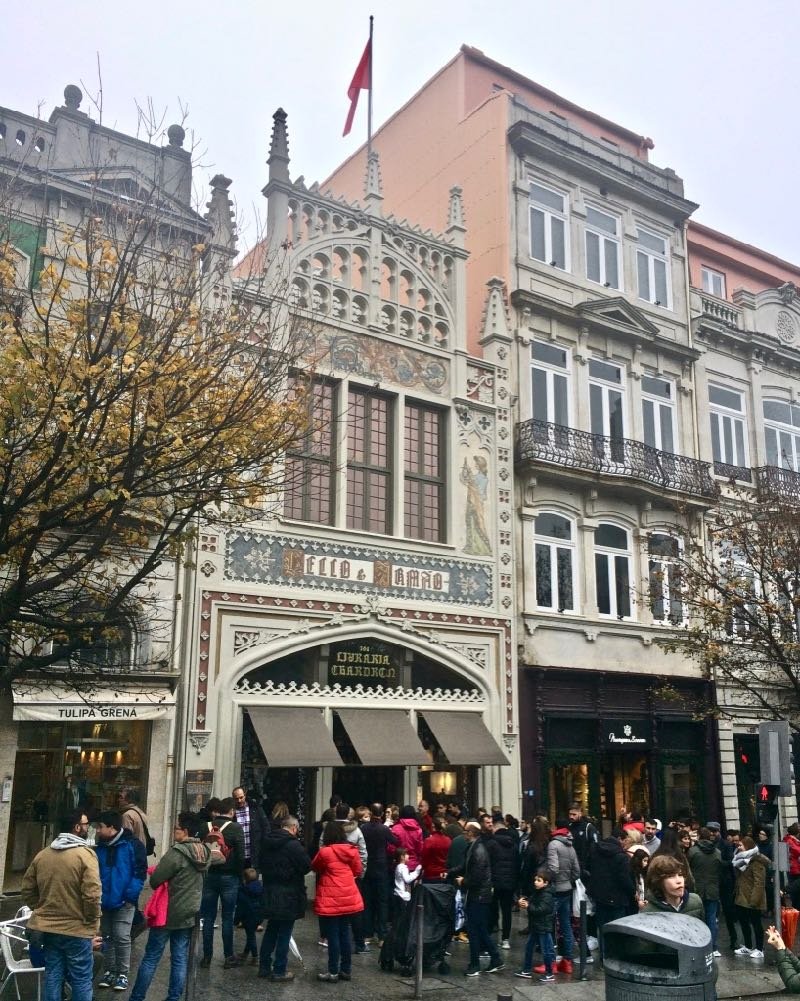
[
  {"xmin": 413, "ymin": 884, "xmax": 424, "ymax": 999},
  {"xmin": 184, "ymin": 914, "xmax": 200, "ymax": 1001},
  {"xmin": 578, "ymin": 898, "xmax": 588, "ymax": 980},
  {"xmin": 774, "ymin": 811, "xmax": 782, "ymax": 940}
]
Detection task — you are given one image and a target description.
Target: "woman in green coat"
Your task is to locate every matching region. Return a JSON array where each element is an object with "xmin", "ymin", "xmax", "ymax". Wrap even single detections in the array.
[{"xmin": 732, "ymin": 836, "xmax": 769, "ymax": 959}]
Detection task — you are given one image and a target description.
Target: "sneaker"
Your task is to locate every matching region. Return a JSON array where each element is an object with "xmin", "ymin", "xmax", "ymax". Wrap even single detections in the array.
[
  {"xmin": 749, "ymin": 949, "xmax": 764, "ymax": 959},
  {"xmin": 712, "ymin": 950, "xmax": 722, "ymax": 958},
  {"xmin": 318, "ymin": 939, "xmax": 328, "ymax": 948},
  {"xmin": 223, "ymin": 957, "xmax": 242, "ymax": 969},
  {"xmin": 317, "ymin": 972, "xmax": 338, "ymax": 982},
  {"xmin": 556, "ymin": 958, "xmax": 574, "ymax": 974},
  {"xmin": 113, "ymin": 976, "xmax": 128, "ymax": 992},
  {"xmin": 514, "ymin": 970, "xmax": 533, "ymax": 978},
  {"xmin": 98, "ymin": 973, "xmax": 115, "ymax": 990},
  {"xmin": 479, "ymin": 951, "xmax": 490, "ymax": 958},
  {"xmin": 539, "ymin": 973, "xmax": 555, "ymax": 983},
  {"xmin": 486, "ymin": 961, "xmax": 505, "ymax": 974},
  {"xmin": 734, "ymin": 946, "xmax": 752, "ymax": 957},
  {"xmin": 338, "ymin": 972, "xmax": 352, "ymax": 981},
  {"xmin": 271, "ymin": 972, "xmax": 295, "ymax": 982},
  {"xmin": 501, "ymin": 939, "xmax": 511, "ymax": 950},
  {"xmin": 533, "ymin": 964, "xmax": 546, "ymax": 974},
  {"xmin": 354, "ymin": 944, "xmax": 371, "ymax": 954},
  {"xmin": 454, "ymin": 932, "xmax": 469, "ymax": 943},
  {"xmin": 465, "ymin": 967, "xmax": 481, "ymax": 977}
]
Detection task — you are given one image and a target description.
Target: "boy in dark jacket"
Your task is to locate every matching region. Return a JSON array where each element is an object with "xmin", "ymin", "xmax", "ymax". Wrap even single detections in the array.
[
  {"xmin": 129, "ymin": 813, "xmax": 211, "ymax": 1001},
  {"xmin": 94, "ymin": 810, "xmax": 147, "ymax": 992},
  {"xmin": 515, "ymin": 869, "xmax": 556, "ymax": 983}
]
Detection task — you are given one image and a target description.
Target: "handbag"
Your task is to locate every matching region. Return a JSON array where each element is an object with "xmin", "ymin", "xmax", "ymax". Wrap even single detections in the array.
[
  {"xmin": 572, "ymin": 877, "xmax": 595, "ymax": 917},
  {"xmin": 454, "ymin": 888, "xmax": 465, "ymax": 931}
]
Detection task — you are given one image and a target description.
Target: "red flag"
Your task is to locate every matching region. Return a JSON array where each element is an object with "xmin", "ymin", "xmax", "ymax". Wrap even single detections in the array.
[{"xmin": 343, "ymin": 38, "xmax": 372, "ymax": 137}]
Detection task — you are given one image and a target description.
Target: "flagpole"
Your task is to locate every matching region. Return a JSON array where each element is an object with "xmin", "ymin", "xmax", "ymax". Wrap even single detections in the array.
[{"xmin": 367, "ymin": 14, "xmax": 374, "ymax": 160}]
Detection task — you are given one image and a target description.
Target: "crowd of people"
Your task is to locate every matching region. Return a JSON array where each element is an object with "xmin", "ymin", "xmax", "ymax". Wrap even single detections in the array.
[{"xmin": 17, "ymin": 786, "xmax": 800, "ymax": 999}]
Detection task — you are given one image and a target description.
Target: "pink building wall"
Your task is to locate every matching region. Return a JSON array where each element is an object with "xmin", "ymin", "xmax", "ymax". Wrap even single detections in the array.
[
  {"xmin": 688, "ymin": 221, "xmax": 800, "ymax": 298},
  {"xmin": 324, "ymin": 47, "xmax": 652, "ymax": 353}
]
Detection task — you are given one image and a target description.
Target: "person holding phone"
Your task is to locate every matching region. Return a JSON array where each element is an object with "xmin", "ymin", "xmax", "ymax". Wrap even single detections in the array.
[{"xmin": 766, "ymin": 926, "xmax": 800, "ymax": 992}]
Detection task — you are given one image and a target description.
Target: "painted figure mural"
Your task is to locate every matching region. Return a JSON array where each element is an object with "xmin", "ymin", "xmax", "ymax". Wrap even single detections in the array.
[{"xmin": 461, "ymin": 455, "xmax": 491, "ymax": 556}]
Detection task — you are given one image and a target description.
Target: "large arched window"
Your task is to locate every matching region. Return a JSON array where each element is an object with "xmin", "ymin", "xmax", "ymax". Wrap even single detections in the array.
[
  {"xmin": 594, "ymin": 522, "xmax": 632, "ymax": 618},
  {"xmin": 533, "ymin": 513, "xmax": 576, "ymax": 612},
  {"xmin": 763, "ymin": 399, "xmax": 800, "ymax": 471}
]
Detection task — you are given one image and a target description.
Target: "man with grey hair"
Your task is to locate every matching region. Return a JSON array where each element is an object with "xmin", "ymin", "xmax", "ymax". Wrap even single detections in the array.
[{"xmin": 258, "ymin": 815, "xmax": 311, "ymax": 982}]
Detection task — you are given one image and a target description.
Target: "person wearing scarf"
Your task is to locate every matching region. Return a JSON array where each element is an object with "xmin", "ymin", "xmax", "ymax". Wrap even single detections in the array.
[{"xmin": 732, "ymin": 837, "xmax": 769, "ymax": 958}]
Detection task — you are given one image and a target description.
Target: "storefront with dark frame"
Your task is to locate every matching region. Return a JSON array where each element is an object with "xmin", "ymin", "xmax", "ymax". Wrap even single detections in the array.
[{"xmin": 518, "ymin": 667, "xmax": 722, "ymax": 831}]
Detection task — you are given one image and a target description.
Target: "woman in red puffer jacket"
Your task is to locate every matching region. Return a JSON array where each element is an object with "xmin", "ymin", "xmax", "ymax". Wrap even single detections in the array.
[
  {"xmin": 313, "ymin": 821, "xmax": 363, "ymax": 984},
  {"xmin": 421, "ymin": 817, "xmax": 452, "ymax": 881},
  {"xmin": 392, "ymin": 805, "xmax": 424, "ymax": 869}
]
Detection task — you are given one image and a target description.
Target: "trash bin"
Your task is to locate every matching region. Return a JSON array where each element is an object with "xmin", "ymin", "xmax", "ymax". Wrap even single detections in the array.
[{"xmin": 603, "ymin": 913, "xmax": 715, "ymax": 1000}]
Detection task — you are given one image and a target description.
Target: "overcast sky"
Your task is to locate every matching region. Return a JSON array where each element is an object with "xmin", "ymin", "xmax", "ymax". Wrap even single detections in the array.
[{"xmin": 4, "ymin": 0, "xmax": 798, "ymax": 264}]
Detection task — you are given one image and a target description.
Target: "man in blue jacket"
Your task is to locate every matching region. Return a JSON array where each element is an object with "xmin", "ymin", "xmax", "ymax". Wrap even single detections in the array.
[{"xmin": 94, "ymin": 810, "xmax": 147, "ymax": 992}]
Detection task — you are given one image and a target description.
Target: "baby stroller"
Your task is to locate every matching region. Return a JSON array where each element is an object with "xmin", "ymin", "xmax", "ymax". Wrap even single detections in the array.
[{"xmin": 379, "ymin": 882, "xmax": 455, "ymax": 976}]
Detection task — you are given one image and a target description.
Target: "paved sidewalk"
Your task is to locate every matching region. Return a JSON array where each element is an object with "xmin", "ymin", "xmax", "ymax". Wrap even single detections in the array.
[{"xmin": 0, "ymin": 895, "xmax": 786, "ymax": 1001}]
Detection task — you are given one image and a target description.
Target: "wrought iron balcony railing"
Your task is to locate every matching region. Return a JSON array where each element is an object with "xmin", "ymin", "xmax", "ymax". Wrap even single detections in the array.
[
  {"xmin": 516, "ymin": 419, "xmax": 718, "ymax": 500},
  {"xmin": 713, "ymin": 460, "xmax": 752, "ymax": 483},
  {"xmin": 755, "ymin": 465, "xmax": 800, "ymax": 502}
]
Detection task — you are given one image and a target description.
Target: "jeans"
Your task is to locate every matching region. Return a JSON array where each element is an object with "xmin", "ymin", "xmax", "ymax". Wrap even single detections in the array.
[
  {"xmin": 363, "ymin": 871, "xmax": 390, "ymax": 939},
  {"xmin": 703, "ymin": 898, "xmax": 719, "ymax": 950},
  {"xmin": 594, "ymin": 904, "xmax": 627, "ymax": 959},
  {"xmin": 523, "ymin": 930, "xmax": 555, "ymax": 974},
  {"xmin": 42, "ymin": 933, "xmax": 94, "ymax": 1001},
  {"xmin": 100, "ymin": 901, "xmax": 136, "ymax": 975},
  {"xmin": 553, "ymin": 889, "xmax": 574, "ymax": 958},
  {"xmin": 258, "ymin": 918, "xmax": 294, "ymax": 975},
  {"xmin": 465, "ymin": 899, "xmax": 499, "ymax": 970},
  {"xmin": 201, "ymin": 872, "xmax": 239, "ymax": 959},
  {"xmin": 129, "ymin": 927, "xmax": 191, "ymax": 1001},
  {"xmin": 319, "ymin": 915, "xmax": 352, "ymax": 976},
  {"xmin": 491, "ymin": 888, "xmax": 514, "ymax": 940}
]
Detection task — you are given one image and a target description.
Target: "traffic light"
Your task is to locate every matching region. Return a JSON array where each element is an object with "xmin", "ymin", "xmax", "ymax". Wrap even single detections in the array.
[
  {"xmin": 759, "ymin": 721, "xmax": 793, "ymax": 795},
  {"xmin": 754, "ymin": 783, "xmax": 780, "ymax": 825}
]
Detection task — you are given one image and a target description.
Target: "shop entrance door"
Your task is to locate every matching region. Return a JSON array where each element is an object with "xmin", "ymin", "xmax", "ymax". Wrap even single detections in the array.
[
  {"xmin": 332, "ymin": 766, "xmax": 404, "ymax": 812},
  {"xmin": 601, "ymin": 753, "xmax": 650, "ymax": 823},
  {"xmin": 543, "ymin": 754, "xmax": 596, "ymax": 822},
  {"xmin": 4, "ymin": 750, "xmax": 61, "ymax": 892}
]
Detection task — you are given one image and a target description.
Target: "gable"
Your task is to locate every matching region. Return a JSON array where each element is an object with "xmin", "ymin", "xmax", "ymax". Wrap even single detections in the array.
[{"xmin": 576, "ymin": 296, "xmax": 660, "ymax": 338}]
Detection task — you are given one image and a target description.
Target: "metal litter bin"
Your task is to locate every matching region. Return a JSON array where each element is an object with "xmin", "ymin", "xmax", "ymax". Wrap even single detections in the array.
[{"xmin": 603, "ymin": 913, "xmax": 715, "ymax": 1000}]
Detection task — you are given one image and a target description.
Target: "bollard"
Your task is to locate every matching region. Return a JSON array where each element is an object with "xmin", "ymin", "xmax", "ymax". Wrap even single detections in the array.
[
  {"xmin": 497, "ymin": 993, "xmax": 513, "ymax": 1001},
  {"xmin": 413, "ymin": 884, "xmax": 424, "ymax": 999},
  {"xmin": 578, "ymin": 898, "xmax": 588, "ymax": 980},
  {"xmin": 184, "ymin": 914, "xmax": 200, "ymax": 1001}
]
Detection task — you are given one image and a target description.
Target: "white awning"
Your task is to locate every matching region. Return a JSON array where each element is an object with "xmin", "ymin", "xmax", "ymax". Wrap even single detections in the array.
[{"xmin": 12, "ymin": 684, "xmax": 176, "ymax": 722}]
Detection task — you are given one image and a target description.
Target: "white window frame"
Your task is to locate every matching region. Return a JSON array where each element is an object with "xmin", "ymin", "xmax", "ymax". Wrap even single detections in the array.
[
  {"xmin": 585, "ymin": 205, "xmax": 621, "ymax": 290},
  {"xmin": 529, "ymin": 181, "xmax": 570, "ymax": 271},
  {"xmin": 533, "ymin": 512, "xmax": 577, "ymax": 613},
  {"xmin": 709, "ymin": 384, "xmax": 748, "ymax": 472},
  {"xmin": 530, "ymin": 340, "xmax": 571, "ymax": 427},
  {"xmin": 701, "ymin": 266, "xmax": 726, "ymax": 298},
  {"xmin": 763, "ymin": 399, "xmax": 800, "ymax": 471},
  {"xmin": 636, "ymin": 227, "xmax": 671, "ymax": 309},
  {"xmin": 641, "ymin": 375, "xmax": 676, "ymax": 454},
  {"xmin": 589, "ymin": 359, "xmax": 626, "ymax": 463},
  {"xmin": 648, "ymin": 533, "xmax": 686, "ymax": 626},
  {"xmin": 594, "ymin": 522, "xmax": 633, "ymax": 620}
]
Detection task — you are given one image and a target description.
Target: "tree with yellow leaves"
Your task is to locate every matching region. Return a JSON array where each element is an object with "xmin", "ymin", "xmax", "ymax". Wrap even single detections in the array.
[{"xmin": 0, "ymin": 131, "xmax": 314, "ymax": 688}]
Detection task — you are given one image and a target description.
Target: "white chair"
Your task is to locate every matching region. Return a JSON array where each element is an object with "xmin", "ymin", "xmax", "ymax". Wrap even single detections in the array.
[{"xmin": 0, "ymin": 911, "xmax": 43, "ymax": 1001}]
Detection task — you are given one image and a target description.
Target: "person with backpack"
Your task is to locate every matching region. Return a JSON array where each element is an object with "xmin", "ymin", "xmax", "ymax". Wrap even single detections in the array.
[
  {"xmin": 128, "ymin": 813, "xmax": 211, "ymax": 1001},
  {"xmin": 198, "ymin": 797, "xmax": 245, "ymax": 969}
]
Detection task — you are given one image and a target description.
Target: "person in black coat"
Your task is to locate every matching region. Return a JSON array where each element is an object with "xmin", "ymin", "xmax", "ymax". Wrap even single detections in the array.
[
  {"xmin": 588, "ymin": 829, "xmax": 635, "ymax": 960},
  {"xmin": 448, "ymin": 821, "xmax": 503, "ymax": 976},
  {"xmin": 489, "ymin": 818, "xmax": 519, "ymax": 948},
  {"xmin": 257, "ymin": 815, "xmax": 311, "ymax": 982},
  {"xmin": 361, "ymin": 803, "xmax": 399, "ymax": 944}
]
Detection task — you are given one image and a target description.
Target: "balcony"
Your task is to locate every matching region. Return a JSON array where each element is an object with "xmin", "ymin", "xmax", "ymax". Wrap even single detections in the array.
[
  {"xmin": 516, "ymin": 419, "xmax": 718, "ymax": 501},
  {"xmin": 755, "ymin": 465, "xmax": 800, "ymax": 503}
]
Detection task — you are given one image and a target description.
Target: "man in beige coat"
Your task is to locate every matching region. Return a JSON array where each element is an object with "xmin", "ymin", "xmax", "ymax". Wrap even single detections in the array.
[{"xmin": 21, "ymin": 809, "xmax": 102, "ymax": 1001}]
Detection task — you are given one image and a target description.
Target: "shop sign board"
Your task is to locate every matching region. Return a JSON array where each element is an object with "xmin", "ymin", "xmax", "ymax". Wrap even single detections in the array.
[
  {"xmin": 12, "ymin": 685, "xmax": 176, "ymax": 722},
  {"xmin": 601, "ymin": 719, "xmax": 652, "ymax": 750},
  {"xmin": 184, "ymin": 770, "xmax": 214, "ymax": 812},
  {"xmin": 328, "ymin": 640, "xmax": 403, "ymax": 687}
]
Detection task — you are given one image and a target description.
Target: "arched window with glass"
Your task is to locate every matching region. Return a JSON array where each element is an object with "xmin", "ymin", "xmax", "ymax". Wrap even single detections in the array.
[
  {"xmin": 648, "ymin": 534, "xmax": 685, "ymax": 625},
  {"xmin": 594, "ymin": 523, "xmax": 632, "ymax": 619},
  {"xmin": 533, "ymin": 512, "xmax": 576, "ymax": 613},
  {"xmin": 763, "ymin": 399, "xmax": 800, "ymax": 471}
]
